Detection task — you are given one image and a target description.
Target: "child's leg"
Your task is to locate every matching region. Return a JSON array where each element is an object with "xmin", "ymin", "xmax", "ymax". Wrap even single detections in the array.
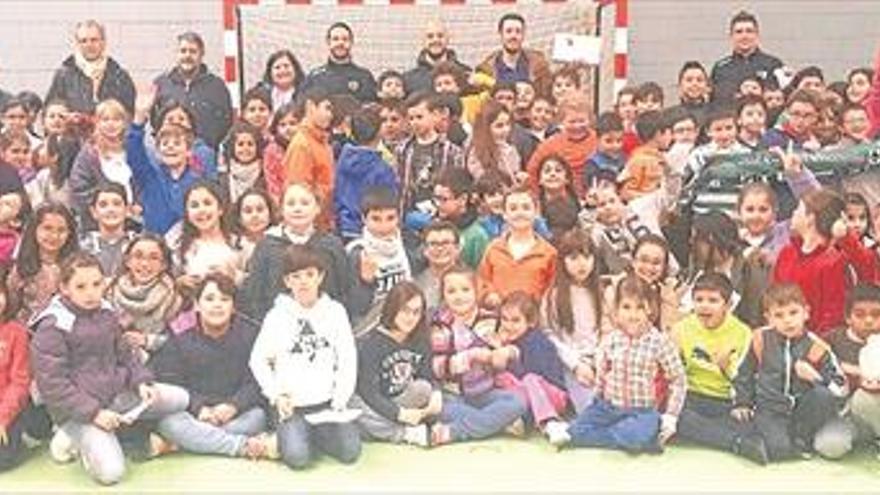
[
  {"xmin": 221, "ymin": 407, "xmax": 268, "ymax": 436},
  {"xmin": 351, "ymin": 394, "xmax": 407, "ymax": 443},
  {"xmin": 61, "ymin": 421, "xmax": 126, "ymax": 485},
  {"xmin": 521, "ymin": 374, "xmax": 567, "ymax": 425},
  {"xmin": 276, "ymin": 413, "xmax": 313, "ymax": 469},
  {"xmin": 567, "ymin": 398, "xmax": 630, "ymax": 448},
  {"xmin": 676, "ymin": 393, "xmax": 741, "ymax": 450},
  {"xmin": 753, "ymin": 409, "xmax": 795, "ymax": 461},
  {"xmin": 792, "ymin": 386, "xmax": 841, "ymax": 448},
  {"xmin": 812, "ymin": 417, "xmax": 856, "ymax": 460},
  {"xmin": 439, "ymin": 390, "xmax": 526, "ymax": 441},
  {"xmin": 156, "ymin": 411, "xmax": 249, "ymax": 457},
  {"xmin": 22, "ymin": 403, "xmax": 53, "ymax": 441},
  {"xmin": 396, "ymin": 380, "xmax": 434, "ymax": 409},
  {"xmin": 563, "ymin": 370, "xmax": 595, "ymax": 414},
  {"xmin": 140, "ymin": 383, "xmax": 190, "ymax": 419},
  {"xmin": 0, "ymin": 412, "xmax": 26, "ymax": 471},
  {"xmin": 604, "ymin": 408, "xmax": 661, "ymax": 452},
  {"xmin": 494, "ymin": 372, "xmax": 528, "ymax": 406},
  {"xmin": 850, "ymin": 389, "xmax": 880, "ymax": 438},
  {"xmin": 313, "ymin": 422, "xmax": 362, "ymax": 464}
]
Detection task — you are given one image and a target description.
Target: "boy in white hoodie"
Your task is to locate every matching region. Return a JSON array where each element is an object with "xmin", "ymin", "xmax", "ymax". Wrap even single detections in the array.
[{"xmin": 249, "ymin": 244, "xmax": 361, "ymax": 469}]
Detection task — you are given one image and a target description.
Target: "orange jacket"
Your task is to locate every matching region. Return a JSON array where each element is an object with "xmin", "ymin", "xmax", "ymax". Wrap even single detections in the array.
[
  {"xmin": 477, "ymin": 234, "xmax": 558, "ymax": 301},
  {"xmin": 282, "ymin": 122, "xmax": 334, "ymax": 226},
  {"xmin": 526, "ymin": 131, "xmax": 596, "ymax": 197}
]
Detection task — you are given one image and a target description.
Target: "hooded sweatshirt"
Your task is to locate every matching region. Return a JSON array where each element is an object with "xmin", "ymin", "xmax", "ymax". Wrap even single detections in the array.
[
  {"xmin": 334, "ymin": 143, "xmax": 399, "ymax": 238},
  {"xmin": 249, "ymin": 293, "xmax": 356, "ymax": 410}
]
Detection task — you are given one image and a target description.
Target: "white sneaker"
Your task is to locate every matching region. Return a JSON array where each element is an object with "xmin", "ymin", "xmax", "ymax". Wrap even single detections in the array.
[
  {"xmin": 49, "ymin": 428, "xmax": 77, "ymax": 463},
  {"xmin": 402, "ymin": 425, "xmax": 429, "ymax": 447},
  {"xmin": 544, "ymin": 420, "xmax": 571, "ymax": 447}
]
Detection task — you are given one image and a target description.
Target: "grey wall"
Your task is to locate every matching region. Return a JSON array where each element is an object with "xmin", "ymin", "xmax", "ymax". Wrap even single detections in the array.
[
  {"xmin": 0, "ymin": 0, "xmax": 222, "ymax": 95},
  {"xmin": 629, "ymin": 0, "xmax": 880, "ymax": 101}
]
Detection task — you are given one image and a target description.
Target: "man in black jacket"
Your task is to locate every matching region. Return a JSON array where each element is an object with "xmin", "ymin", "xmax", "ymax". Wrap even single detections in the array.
[
  {"xmin": 45, "ymin": 20, "xmax": 135, "ymax": 115},
  {"xmin": 403, "ymin": 20, "xmax": 471, "ymax": 95},
  {"xmin": 152, "ymin": 32, "xmax": 233, "ymax": 150},
  {"xmin": 301, "ymin": 22, "xmax": 377, "ymax": 103},
  {"xmin": 710, "ymin": 10, "xmax": 784, "ymax": 104}
]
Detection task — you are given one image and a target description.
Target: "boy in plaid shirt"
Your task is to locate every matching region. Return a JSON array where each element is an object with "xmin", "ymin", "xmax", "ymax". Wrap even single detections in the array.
[{"xmin": 557, "ymin": 275, "xmax": 686, "ymax": 452}]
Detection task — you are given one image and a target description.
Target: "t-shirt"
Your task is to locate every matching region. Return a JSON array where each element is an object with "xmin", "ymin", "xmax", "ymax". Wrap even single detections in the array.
[
  {"xmin": 673, "ymin": 313, "xmax": 752, "ymax": 400},
  {"xmin": 410, "ymin": 140, "xmax": 437, "ymax": 211}
]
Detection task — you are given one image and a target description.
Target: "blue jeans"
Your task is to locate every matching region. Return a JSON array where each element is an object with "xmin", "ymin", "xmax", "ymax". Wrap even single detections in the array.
[
  {"xmin": 157, "ymin": 407, "xmax": 267, "ymax": 457},
  {"xmin": 276, "ymin": 412, "xmax": 361, "ymax": 469},
  {"xmin": 440, "ymin": 389, "xmax": 527, "ymax": 441},
  {"xmin": 568, "ymin": 397, "xmax": 660, "ymax": 452}
]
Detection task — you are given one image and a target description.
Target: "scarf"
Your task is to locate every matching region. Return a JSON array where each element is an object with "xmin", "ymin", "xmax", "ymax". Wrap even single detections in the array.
[
  {"xmin": 111, "ymin": 273, "xmax": 179, "ymax": 337},
  {"xmin": 228, "ymin": 159, "xmax": 261, "ymax": 204},
  {"xmin": 74, "ymin": 51, "xmax": 108, "ymax": 98}
]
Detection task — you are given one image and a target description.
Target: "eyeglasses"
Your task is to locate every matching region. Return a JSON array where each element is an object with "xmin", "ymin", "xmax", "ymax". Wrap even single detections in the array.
[{"xmin": 427, "ymin": 240, "xmax": 457, "ymax": 249}]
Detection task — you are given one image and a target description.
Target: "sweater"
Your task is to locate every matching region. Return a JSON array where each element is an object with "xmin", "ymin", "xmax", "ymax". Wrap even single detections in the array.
[
  {"xmin": 477, "ymin": 233, "xmax": 557, "ymax": 300},
  {"xmin": 542, "ymin": 285, "xmax": 600, "ymax": 372},
  {"xmin": 237, "ymin": 225, "xmax": 352, "ymax": 322},
  {"xmin": 31, "ymin": 296, "xmax": 153, "ymax": 424},
  {"xmin": 125, "ymin": 123, "xmax": 206, "ymax": 234},
  {"xmin": 430, "ymin": 307, "xmax": 498, "ymax": 397},
  {"xmin": 249, "ymin": 293, "xmax": 357, "ymax": 409},
  {"xmin": 150, "ymin": 315, "xmax": 263, "ymax": 416},
  {"xmin": 526, "ymin": 131, "xmax": 597, "ymax": 197},
  {"xmin": 355, "ymin": 327, "xmax": 434, "ymax": 421},
  {"xmin": 334, "ymin": 143, "xmax": 400, "ymax": 238},
  {"xmin": 0, "ymin": 321, "xmax": 29, "ymax": 428},
  {"xmin": 672, "ymin": 314, "xmax": 752, "ymax": 400},
  {"xmin": 508, "ymin": 328, "xmax": 566, "ymax": 390},
  {"xmin": 773, "ymin": 237, "xmax": 848, "ymax": 335},
  {"xmin": 733, "ymin": 327, "xmax": 846, "ymax": 414}
]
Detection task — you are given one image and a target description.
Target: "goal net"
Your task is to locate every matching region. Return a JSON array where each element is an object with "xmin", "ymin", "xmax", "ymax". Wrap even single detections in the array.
[{"xmin": 237, "ymin": 1, "xmax": 618, "ymax": 110}]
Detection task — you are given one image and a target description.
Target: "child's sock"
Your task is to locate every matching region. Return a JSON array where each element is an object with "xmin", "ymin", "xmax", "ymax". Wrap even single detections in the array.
[{"xmin": 402, "ymin": 425, "xmax": 429, "ymax": 447}]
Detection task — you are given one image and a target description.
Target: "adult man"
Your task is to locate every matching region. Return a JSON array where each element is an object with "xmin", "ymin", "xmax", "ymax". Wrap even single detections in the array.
[
  {"xmin": 476, "ymin": 13, "xmax": 551, "ymax": 94},
  {"xmin": 301, "ymin": 22, "xmax": 377, "ymax": 103},
  {"xmin": 403, "ymin": 20, "xmax": 470, "ymax": 95},
  {"xmin": 710, "ymin": 10, "xmax": 784, "ymax": 104},
  {"xmin": 46, "ymin": 20, "xmax": 136, "ymax": 114},
  {"xmin": 152, "ymin": 32, "xmax": 233, "ymax": 149}
]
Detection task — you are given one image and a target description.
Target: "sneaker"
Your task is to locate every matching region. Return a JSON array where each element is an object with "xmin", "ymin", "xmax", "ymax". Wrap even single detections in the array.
[
  {"xmin": 430, "ymin": 423, "xmax": 452, "ymax": 447},
  {"xmin": 402, "ymin": 425, "xmax": 429, "ymax": 448},
  {"xmin": 505, "ymin": 418, "xmax": 526, "ymax": 438},
  {"xmin": 544, "ymin": 420, "xmax": 571, "ymax": 447},
  {"xmin": 49, "ymin": 428, "xmax": 77, "ymax": 464},
  {"xmin": 735, "ymin": 433, "xmax": 769, "ymax": 466}
]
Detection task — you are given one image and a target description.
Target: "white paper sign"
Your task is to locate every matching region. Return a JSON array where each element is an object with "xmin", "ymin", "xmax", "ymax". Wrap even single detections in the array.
[{"xmin": 552, "ymin": 33, "xmax": 602, "ymax": 65}]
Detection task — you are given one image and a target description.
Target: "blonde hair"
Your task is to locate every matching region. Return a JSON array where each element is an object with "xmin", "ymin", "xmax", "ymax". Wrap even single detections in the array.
[
  {"xmin": 557, "ymin": 93, "xmax": 592, "ymax": 120},
  {"xmin": 93, "ymin": 99, "xmax": 129, "ymax": 154}
]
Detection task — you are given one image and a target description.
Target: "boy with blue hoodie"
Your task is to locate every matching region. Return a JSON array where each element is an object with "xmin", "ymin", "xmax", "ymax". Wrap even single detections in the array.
[{"xmin": 334, "ymin": 107, "xmax": 400, "ymax": 241}]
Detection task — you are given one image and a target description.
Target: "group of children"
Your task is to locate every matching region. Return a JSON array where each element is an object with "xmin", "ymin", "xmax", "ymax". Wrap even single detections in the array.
[{"xmin": 0, "ymin": 9, "xmax": 880, "ymax": 487}]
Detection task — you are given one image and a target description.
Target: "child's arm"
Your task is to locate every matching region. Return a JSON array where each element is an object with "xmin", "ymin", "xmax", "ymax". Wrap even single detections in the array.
[
  {"xmin": 0, "ymin": 325, "xmax": 30, "ymax": 430},
  {"xmin": 657, "ymin": 333, "xmax": 687, "ymax": 418},
  {"xmin": 125, "ymin": 123, "xmax": 158, "ymax": 191},
  {"xmin": 331, "ymin": 305, "xmax": 358, "ymax": 410},
  {"xmin": 814, "ymin": 257, "xmax": 848, "ymax": 334},
  {"xmin": 731, "ymin": 334, "xmax": 759, "ymax": 415},
  {"xmin": 248, "ymin": 313, "xmax": 281, "ymax": 405},
  {"xmin": 835, "ymin": 230, "xmax": 879, "ymax": 284},
  {"xmin": 801, "ymin": 339, "xmax": 848, "ymax": 397},
  {"xmin": 32, "ymin": 326, "xmax": 103, "ymax": 424}
]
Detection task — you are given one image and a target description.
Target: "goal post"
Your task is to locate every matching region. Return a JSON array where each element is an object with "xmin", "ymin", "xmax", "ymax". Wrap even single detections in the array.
[{"xmin": 223, "ymin": 0, "xmax": 626, "ymax": 112}]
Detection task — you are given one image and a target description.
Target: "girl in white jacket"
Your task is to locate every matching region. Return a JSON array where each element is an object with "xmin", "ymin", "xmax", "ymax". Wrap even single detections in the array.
[{"xmin": 249, "ymin": 244, "xmax": 361, "ymax": 469}]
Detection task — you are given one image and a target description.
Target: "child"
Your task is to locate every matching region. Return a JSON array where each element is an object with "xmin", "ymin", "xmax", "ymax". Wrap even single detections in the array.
[
  {"xmin": 352, "ymin": 282, "xmax": 445, "ymax": 446},
  {"xmin": 397, "ymin": 91, "xmax": 464, "ymax": 231},
  {"xmin": 738, "ymin": 182, "xmax": 789, "ymax": 265},
  {"xmin": 0, "ymin": 188, "xmax": 30, "ymax": 265},
  {"xmin": 466, "ymin": 100, "xmax": 521, "ymax": 181},
  {"xmin": 431, "ymin": 61, "xmax": 491, "ymax": 127},
  {"xmin": 672, "ymin": 273, "xmax": 762, "ymax": 463},
  {"xmin": 0, "ymin": 131, "xmax": 36, "ymax": 198},
  {"xmin": 635, "ymin": 82, "xmax": 664, "ymax": 115},
  {"xmin": 238, "ymin": 183, "xmax": 351, "ymax": 323},
  {"xmin": 0, "ymin": 278, "xmax": 35, "ymax": 471},
  {"xmin": 493, "ymin": 291, "xmax": 570, "ymax": 443},
  {"xmin": 583, "ymin": 112, "xmax": 625, "ymax": 194},
  {"xmin": 737, "ymin": 94, "xmax": 768, "ymax": 150},
  {"xmin": 377, "ymin": 70, "xmax": 406, "ymax": 101},
  {"xmin": 378, "ymin": 98, "xmax": 410, "ymax": 160},
  {"xmin": 231, "ymin": 188, "xmax": 275, "ymax": 267},
  {"xmin": 428, "ymin": 92, "xmax": 469, "ymax": 148},
  {"xmin": 682, "ymin": 107, "xmax": 751, "ymax": 216},
  {"xmin": 837, "ymin": 103, "xmax": 872, "ymax": 146},
  {"xmin": 108, "ymin": 234, "xmax": 181, "ymax": 363},
  {"xmin": 616, "ymin": 86, "xmax": 639, "ymax": 156},
  {"xmin": 414, "ymin": 221, "xmax": 461, "ymax": 311},
  {"xmin": 9, "ymin": 202, "xmax": 78, "ymax": 322},
  {"xmin": 550, "ymin": 65, "xmax": 581, "ymax": 106},
  {"xmin": 563, "ymin": 275, "xmax": 686, "ymax": 452},
  {"xmin": 263, "ymin": 102, "xmax": 302, "ymax": 204},
  {"xmin": 282, "ymin": 86, "xmax": 335, "ymax": 226},
  {"xmin": 32, "ymin": 252, "xmax": 188, "ymax": 485},
  {"xmin": 239, "ymin": 87, "xmax": 272, "ymax": 136},
  {"xmin": 762, "ymin": 89, "xmax": 821, "ymax": 151},
  {"xmin": 819, "ymin": 284, "xmax": 880, "ymax": 459},
  {"xmin": 514, "ymin": 80, "xmax": 536, "ymax": 125},
  {"xmin": 432, "ymin": 167, "xmax": 490, "ymax": 268},
  {"xmin": 731, "ymin": 283, "xmax": 847, "ymax": 461},
  {"xmin": 773, "ymin": 188, "xmax": 848, "ymax": 335},
  {"xmin": 478, "ymin": 185, "xmax": 557, "ymax": 303},
  {"xmin": 537, "ymin": 154, "xmax": 579, "ymax": 215},
  {"xmin": 667, "ymin": 107, "xmax": 699, "ymax": 149},
  {"xmin": 79, "ymin": 182, "xmax": 135, "ymax": 276},
  {"xmin": 150, "ymin": 273, "xmax": 271, "ymax": 459},
  {"xmin": 542, "ymin": 229, "xmax": 602, "ymax": 413},
  {"xmin": 347, "ymin": 187, "xmax": 414, "ymax": 333},
  {"xmin": 677, "ymin": 61, "xmax": 710, "ymax": 125},
  {"xmin": 584, "ymin": 184, "xmax": 653, "ymax": 275},
  {"xmin": 618, "ymin": 110, "xmax": 672, "ymax": 202},
  {"xmin": 29, "ymin": 138, "xmax": 71, "ymax": 208},
  {"xmin": 221, "ymin": 121, "xmax": 265, "ymax": 205},
  {"xmin": 128, "ymin": 89, "xmax": 206, "ymax": 235},
  {"xmin": 249, "ymin": 244, "xmax": 361, "ymax": 469},
  {"xmin": 334, "ymin": 107, "xmax": 400, "ymax": 240},
  {"xmin": 70, "ymin": 99, "xmax": 132, "ymax": 230},
  {"xmin": 430, "ymin": 266, "xmax": 527, "ymax": 443},
  {"xmin": 151, "ymin": 102, "xmax": 218, "ymax": 179},
  {"xmin": 176, "ymin": 181, "xmax": 243, "ymax": 288}
]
